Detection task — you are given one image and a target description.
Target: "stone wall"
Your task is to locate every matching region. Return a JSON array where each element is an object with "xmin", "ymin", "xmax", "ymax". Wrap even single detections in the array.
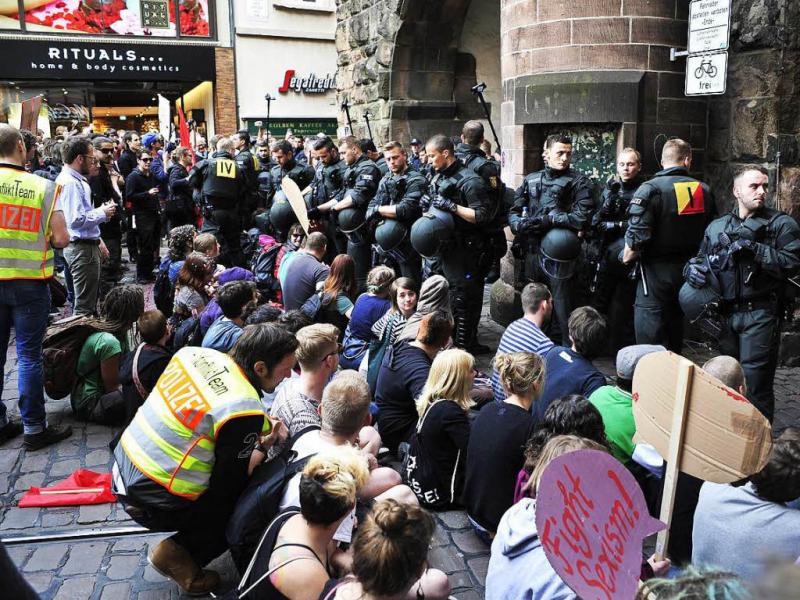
[{"xmin": 214, "ymin": 47, "xmax": 238, "ymax": 135}]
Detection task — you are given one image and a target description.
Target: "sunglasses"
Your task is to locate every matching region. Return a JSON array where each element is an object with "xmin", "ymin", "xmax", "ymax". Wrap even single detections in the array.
[
  {"xmin": 99, "ymin": 148, "xmax": 114, "ymax": 154},
  {"xmin": 322, "ymin": 343, "xmax": 344, "ymax": 361},
  {"xmin": 140, "ymin": 157, "xmax": 152, "ymax": 163}
]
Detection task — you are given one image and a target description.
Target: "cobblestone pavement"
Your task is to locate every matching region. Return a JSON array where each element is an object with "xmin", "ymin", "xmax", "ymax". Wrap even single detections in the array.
[{"xmin": 1, "ymin": 284, "xmax": 798, "ymax": 599}]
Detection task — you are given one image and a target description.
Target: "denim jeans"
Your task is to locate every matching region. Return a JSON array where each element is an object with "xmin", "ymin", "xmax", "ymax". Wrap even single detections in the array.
[{"xmin": 0, "ymin": 279, "xmax": 51, "ymax": 434}]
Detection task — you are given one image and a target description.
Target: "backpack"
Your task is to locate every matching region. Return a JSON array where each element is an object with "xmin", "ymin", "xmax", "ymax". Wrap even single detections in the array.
[
  {"xmin": 252, "ymin": 241, "xmax": 294, "ymax": 302},
  {"xmin": 43, "ymin": 316, "xmax": 103, "ymax": 400},
  {"xmin": 171, "ymin": 315, "xmax": 203, "ymax": 351},
  {"xmin": 299, "ymin": 291, "xmax": 325, "ymax": 321},
  {"xmin": 225, "ymin": 426, "xmax": 320, "ymax": 573},
  {"xmin": 153, "ymin": 265, "xmax": 175, "ymax": 317}
]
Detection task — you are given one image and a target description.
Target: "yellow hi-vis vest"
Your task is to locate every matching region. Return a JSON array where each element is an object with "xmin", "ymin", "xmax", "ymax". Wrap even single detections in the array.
[
  {"xmin": 120, "ymin": 346, "xmax": 271, "ymax": 500},
  {"xmin": 0, "ymin": 167, "xmax": 58, "ymax": 280}
]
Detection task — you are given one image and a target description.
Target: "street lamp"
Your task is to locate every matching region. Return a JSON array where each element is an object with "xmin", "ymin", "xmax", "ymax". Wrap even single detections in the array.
[{"xmin": 264, "ymin": 93, "xmax": 274, "ymax": 135}]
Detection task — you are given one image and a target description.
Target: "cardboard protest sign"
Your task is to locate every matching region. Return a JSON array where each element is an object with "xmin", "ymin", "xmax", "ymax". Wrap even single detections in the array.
[
  {"xmin": 281, "ymin": 176, "xmax": 310, "ymax": 235},
  {"xmin": 536, "ymin": 449, "xmax": 665, "ymax": 600}
]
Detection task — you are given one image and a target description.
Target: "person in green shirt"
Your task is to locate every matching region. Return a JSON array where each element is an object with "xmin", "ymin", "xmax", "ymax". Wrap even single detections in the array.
[
  {"xmin": 72, "ymin": 284, "xmax": 145, "ymax": 424},
  {"xmin": 589, "ymin": 344, "xmax": 665, "ymax": 463}
]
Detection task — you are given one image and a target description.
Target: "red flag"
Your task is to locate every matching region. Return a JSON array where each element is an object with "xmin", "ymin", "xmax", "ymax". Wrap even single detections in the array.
[
  {"xmin": 177, "ymin": 103, "xmax": 194, "ymax": 166},
  {"xmin": 18, "ymin": 469, "xmax": 116, "ymax": 508}
]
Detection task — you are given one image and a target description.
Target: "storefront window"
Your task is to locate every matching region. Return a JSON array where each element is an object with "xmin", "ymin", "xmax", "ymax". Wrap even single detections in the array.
[{"xmin": 9, "ymin": 0, "xmax": 211, "ymax": 38}]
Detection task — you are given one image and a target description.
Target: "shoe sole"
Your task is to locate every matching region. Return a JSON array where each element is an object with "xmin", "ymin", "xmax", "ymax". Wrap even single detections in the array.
[
  {"xmin": 23, "ymin": 430, "xmax": 72, "ymax": 451},
  {"xmin": 147, "ymin": 556, "xmax": 217, "ymax": 597}
]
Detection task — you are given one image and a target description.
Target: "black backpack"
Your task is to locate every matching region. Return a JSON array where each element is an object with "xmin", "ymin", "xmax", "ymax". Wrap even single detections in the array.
[
  {"xmin": 153, "ymin": 265, "xmax": 175, "ymax": 317},
  {"xmin": 226, "ymin": 426, "xmax": 320, "ymax": 573},
  {"xmin": 171, "ymin": 315, "xmax": 202, "ymax": 350},
  {"xmin": 251, "ymin": 242, "xmax": 284, "ymax": 298}
]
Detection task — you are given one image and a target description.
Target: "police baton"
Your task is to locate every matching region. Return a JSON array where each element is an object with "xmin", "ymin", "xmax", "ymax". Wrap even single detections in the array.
[
  {"xmin": 341, "ymin": 98, "xmax": 354, "ymax": 135},
  {"xmin": 363, "ymin": 109, "xmax": 374, "ymax": 142},
  {"xmin": 639, "ymin": 261, "xmax": 650, "ymax": 297},
  {"xmin": 470, "ymin": 82, "xmax": 501, "ymax": 153}
]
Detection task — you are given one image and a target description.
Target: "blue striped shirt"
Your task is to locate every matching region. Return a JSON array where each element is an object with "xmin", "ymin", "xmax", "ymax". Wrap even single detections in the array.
[{"xmin": 491, "ymin": 317, "xmax": 554, "ymax": 403}]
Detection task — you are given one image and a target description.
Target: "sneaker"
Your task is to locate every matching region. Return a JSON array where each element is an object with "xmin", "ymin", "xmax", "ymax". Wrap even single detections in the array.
[
  {"xmin": 0, "ymin": 421, "xmax": 22, "ymax": 445},
  {"xmin": 23, "ymin": 424, "xmax": 73, "ymax": 451}
]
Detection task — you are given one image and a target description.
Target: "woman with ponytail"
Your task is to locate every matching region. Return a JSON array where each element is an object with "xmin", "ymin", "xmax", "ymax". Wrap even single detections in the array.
[
  {"xmin": 319, "ymin": 499, "xmax": 450, "ymax": 600},
  {"xmin": 339, "ymin": 265, "xmax": 395, "ymax": 370}
]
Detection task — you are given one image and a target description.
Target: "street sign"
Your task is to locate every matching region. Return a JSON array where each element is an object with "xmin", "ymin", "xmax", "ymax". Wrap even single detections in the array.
[
  {"xmin": 688, "ymin": 0, "xmax": 731, "ymax": 53},
  {"xmin": 685, "ymin": 50, "xmax": 728, "ymax": 96}
]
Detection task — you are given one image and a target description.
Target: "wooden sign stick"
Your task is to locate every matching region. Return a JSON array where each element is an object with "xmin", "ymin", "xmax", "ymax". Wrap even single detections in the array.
[
  {"xmin": 38, "ymin": 488, "xmax": 105, "ymax": 495},
  {"xmin": 655, "ymin": 358, "xmax": 694, "ymax": 560}
]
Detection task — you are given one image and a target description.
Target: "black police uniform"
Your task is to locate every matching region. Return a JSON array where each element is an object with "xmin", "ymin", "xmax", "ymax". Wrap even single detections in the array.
[
  {"xmin": 374, "ymin": 156, "xmax": 389, "ymax": 177},
  {"xmin": 691, "ymin": 206, "xmax": 800, "ymax": 421},
  {"xmin": 367, "ymin": 167, "xmax": 427, "ymax": 282},
  {"xmin": 266, "ymin": 158, "xmax": 315, "ymax": 237},
  {"xmin": 590, "ymin": 175, "xmax": 644, "ymax": 354},
  {"xmin": 308, "ymin": 158, "xmax": 348, "ymax": 261},
  {"xmin": 338, "ymin": 155, "xmax": 381, "ymax": 292},
  {"xmin": 625, "ymin": 166, "xmax": 715, "ymax": 352},
  {"xmin": 429, "ymin": 159, "xmax": 492, "ymax": 349},
  {"xmin": 256, "ymin": 156, "xmax": 275, "ymax": 210},
  {"xmin": 188, "ymin": 150, "xmax": 247, "ymax": 267},
  {"xmin": 235, "ymin": 147, "xmax": 260, "ymax": 225},
  {"xmin": 509, "ymin": 166, "xmax": 595, "ymax": 344}
]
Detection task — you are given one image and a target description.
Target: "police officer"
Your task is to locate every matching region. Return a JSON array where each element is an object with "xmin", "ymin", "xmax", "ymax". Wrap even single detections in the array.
[
  {"xmin": 409, "ymin": 138, "xmax": 423, "ymax": 171},
  {"xmin": 367, "ymin": 141, "xmax": 426, "ymax": 282},
  {"xmin": 268, "ymin": 140, "xmax": 315, "ymax": 204},
  {"xmin": 424, "ymin": 134, "xmax": 493, "ymax": 352},
  {"xmin": 455, "ymin": 120, "xmax": 506, "ymax": 283},
  {"xmin": 328, "ymin": 136, "xmax": 381, "ymax": 292},
  {"xmin": 232, "ymin": 130, "xmax": 259, "ymax": 224},
  {"xmin": 623, "ymin": 138, "xmax": 716, "ymax": 352},
  {"xmin": 255, "ymin": 139, "xmax": 274, "ymax": 210},
  {"xmin": 361, "ymin": 139, "xmax": 389, "ymax": 177},
  {"xmin": 306, "ymin": 136, "xmax": 348, "ymax": 262},
  {"xmin": 508, "ymin": 134, "xmax": 595, "ymax": 345},
  {"xmin": 188, "ymin": 137, "xmax": 247, "ymax": 267},
  {"xmin": 684, "ymin": 165, "xmax": 800, "ymax": 421},
  {"xmin": 590, "ymin": 147, "xmax": 645, "ymax": 354}
]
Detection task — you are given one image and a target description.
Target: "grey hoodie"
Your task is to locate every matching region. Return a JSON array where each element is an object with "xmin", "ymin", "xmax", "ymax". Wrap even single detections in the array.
[
  {"xmin": 395, "ymin": 275, "xmax": 451, "ymax": 343},
  {"xmin": 486, "ymin": 498, "xmax": 577, "ymax": 600}
]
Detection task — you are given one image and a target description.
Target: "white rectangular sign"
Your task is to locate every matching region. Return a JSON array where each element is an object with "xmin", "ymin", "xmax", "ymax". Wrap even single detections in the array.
[
  {"xmin": 689, "ymin": 0, "xmax": 731, "ymax": 53},
  {"xmin": 685, "ymin": 51, "xmax": 728, "ymax": 96}
]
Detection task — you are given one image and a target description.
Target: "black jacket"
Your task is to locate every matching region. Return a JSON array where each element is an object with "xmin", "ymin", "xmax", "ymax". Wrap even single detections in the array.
[
  {"xmin": 167, "ymin": 163, "xmax": 193, "ymax": 212},
  {"xmin": 118, "ymin": 149, "xmax": 138, "ymax": 180},
  {"xmin": 125, "ymin": 169, "xmax": 160, "ymax": 213},
  {"xmin": 90, "ymin": 163, "xmax": 122, "ymax": 238}
]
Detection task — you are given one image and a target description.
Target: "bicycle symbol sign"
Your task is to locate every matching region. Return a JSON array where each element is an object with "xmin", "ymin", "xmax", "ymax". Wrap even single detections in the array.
[
  {"xmin": 685, "ymin": 51, "xmax": 727, "ymax": 96},
  {"xmin": 694, "ymin": 59, "xmax": 718, "ymax": 79}
]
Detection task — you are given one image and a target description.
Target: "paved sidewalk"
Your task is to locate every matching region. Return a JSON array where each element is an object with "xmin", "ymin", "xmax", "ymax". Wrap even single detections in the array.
[{"xmin": 1, "ymin": 285, "xmax": 798, "ymax": 599}]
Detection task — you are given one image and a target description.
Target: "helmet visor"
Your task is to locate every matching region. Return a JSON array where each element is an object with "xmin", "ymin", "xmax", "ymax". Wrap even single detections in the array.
[{"xmin": 540, "ymin": 255, "xmax": 577, "ymax": 280}]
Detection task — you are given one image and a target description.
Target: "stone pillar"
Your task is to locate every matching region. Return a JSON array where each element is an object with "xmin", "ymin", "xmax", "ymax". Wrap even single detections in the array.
[{"xmin": 214, "ymin": 47, "xmax": 238, "ymax": 135}]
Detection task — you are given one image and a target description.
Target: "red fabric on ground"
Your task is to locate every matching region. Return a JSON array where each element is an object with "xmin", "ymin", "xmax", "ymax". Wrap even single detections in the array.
[{"xmin": 18, "ymin": 469, "xmax": 116, "ymax": 508}]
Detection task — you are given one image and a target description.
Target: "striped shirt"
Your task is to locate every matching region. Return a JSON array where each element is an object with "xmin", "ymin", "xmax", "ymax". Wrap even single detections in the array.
[{"xmin": 491, "ymin": 317, "xmax": 554, "ymax": 403}]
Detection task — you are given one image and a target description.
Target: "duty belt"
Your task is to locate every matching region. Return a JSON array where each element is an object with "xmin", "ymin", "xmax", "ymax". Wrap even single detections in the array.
[{"xmin": 721, "ymin": 296, "xmax": 778, "ymax": 314}]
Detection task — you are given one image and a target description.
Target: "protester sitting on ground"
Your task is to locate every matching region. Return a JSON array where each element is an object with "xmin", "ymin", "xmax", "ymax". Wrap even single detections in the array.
[
  {"xmin": 339, "ymin": 265, "xmax": 395, "ymax": 370},
  {"xmin": 71, "ymin": 284, "xmax": 145, "ymax": 425},
  {"xmin": 277, "ymin": 371, "xmax": 417, "ymax": 522},
  {"xmin": 202, "ymin": 281, "xmax": 258, "ymax": 353},
  {"xmin": 320, "ymin": 499, "xmax": 451, "ymax": 600},
  {"xmin": 246, "ymin": 304, "xmax": 283, "ymax": 326},
  {"xmin": 193, "ymin": 232, "xmax": 225, "ymax": 275},
  {"xmin": 253, "ymin": 446, "xmax": 369, "ymax": 600},
  {"xmin": 371, "ymin": 277, "xmax": 420, "ymax": 345},
  {"xmin": 199, "ymin": 267, "xmax": 256, "ymax": 335},
  {"xmin": 280, "ymin": 231, "xmax": 330, "ymax": 311},
  {"xmin": 119, "ymin": 309, "xmax": 172, "ymax": 425},
  {"xmin": 491, "ymin": 283, "xmax": 554, "ymax": 402},
  {"xmin": 486, "ymin": 435, "xmax": 670, "ymax": 600},
  {"xmin": 404, "ymin": 348, "xmax": 474, "ymax": 509},
  {"xmin": 113, "ymin": 324, "xmax": 298, "ymax": 596},
  {"xmin": 172, "ymin": 252, "xmax": 215, "ymax": 323},
  {"xmin": 395, "ymin": 274, "xmax": 450, "ymax": 343},
  {"xmin": 635, "ymin": 567, "xmax": 751, "ymax": 600},
  {"xmin": 375, "ymin": 310, "xmax": 453, "ymax": 454},
  {"xmin": 160, "ymin": 224, "xmax": 196, "ymax": 284},
  {"xmin": 537, "ymin": 306, "xmax": 608, "ymax": 420},
  {"xmin": 692, "ymin": 428, "xmax": 800, "ymax": 581},
  {"xmin": 514, "ymin": 395, "xmax": 608, "ymax": 502},
  {"xmin": 464, "ymin": 352, "xmax": 544, "ymax": 541},
  {"xmin": 275, "ymin": 310, "xmax": 313, "ymax": 334},
  {"xmin": 308, "ymin": 254, "xmax": 356, "ymax": 336},
  {"xmin": 588, "ymin": 344, "xmax": 665, "ymax": 464}
]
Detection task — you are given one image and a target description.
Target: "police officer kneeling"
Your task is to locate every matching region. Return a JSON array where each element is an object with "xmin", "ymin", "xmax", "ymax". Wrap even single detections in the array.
[
  {"xmin": 682, "ymin": 165, "xmax": 800, "ymax": 421},
  {"xmin": 112, "ymin": 325, "xmax": 297, "ymax": 595}
]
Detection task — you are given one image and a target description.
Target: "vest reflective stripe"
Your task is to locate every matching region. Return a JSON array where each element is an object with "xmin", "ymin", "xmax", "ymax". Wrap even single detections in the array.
[
  {"xmin": 0, "ymin": 169, "xmax": 57, "ymax": 280},
  {"xmin": 120, "ymin": 347, "xmax": 269, "ymax": 499}
]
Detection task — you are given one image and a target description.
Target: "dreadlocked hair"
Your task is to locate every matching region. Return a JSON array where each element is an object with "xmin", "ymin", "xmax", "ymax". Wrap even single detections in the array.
[
  {"xmin": 167, "ymin": 224, "xmax": 196, "ymax": 262},
  {"xmin": 90, "ymin": 284, "xmax": 145, "ymax": 338}
]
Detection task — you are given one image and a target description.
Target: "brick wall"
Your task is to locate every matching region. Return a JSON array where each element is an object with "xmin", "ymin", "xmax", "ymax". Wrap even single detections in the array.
[{"xmin": 214, "ymin": 47, "xmax": 238, "ymax": 135}]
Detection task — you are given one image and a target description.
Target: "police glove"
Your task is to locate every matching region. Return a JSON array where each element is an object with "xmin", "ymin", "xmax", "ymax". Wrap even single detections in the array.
[
  {"xmin": 729, "ymin": 238, "xmax": 756, "ymax": 257},
  {"xmin": 685, "ymin": 259, "xmax": 709, "ymax": 289},
  {"xmin": 306, "ymin": 207, "xmax": 321, "ymax": 220},
  {"xmin": 532, "ymin": 214, "xmax": 552, "ymax": 233},
  {"xmin": 432, "ymin": 196, "xmax": 458, "ymax": 213},
  {"xmin": 717, "ymin": 232, "xmax": 734, "ymax": 248},
  {"xmin": 420, "ymin": 194, "xmax": 432, "ymax": 212},
  {"xmin": 598, "ymin": 221, "xmax": 623, "ymax": 233}
]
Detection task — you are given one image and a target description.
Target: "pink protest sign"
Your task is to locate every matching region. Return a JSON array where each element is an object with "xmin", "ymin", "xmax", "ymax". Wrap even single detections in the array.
[{"xmin": 535, "ymin": 449, "xmax": 666, "ymax": 600}]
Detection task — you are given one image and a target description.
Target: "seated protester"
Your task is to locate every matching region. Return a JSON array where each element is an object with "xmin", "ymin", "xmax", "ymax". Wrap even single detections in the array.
[
  {"xmin": 692, "ymin": 428, "xmax": 800, "ymax": 581},
  {"xmin": 464, "ymin": 352, "xmax": 544, "ymax": 541},
  {"xmin": 491, "ymin": 283, "xmax": 554, "ymax": 403},
  {"xmin": 200, "ymin": 267, "xmax": 255, "ymax": 335},
  {"xmin": 514, "ymin": 395, "xmax": 608, "ymax": 502},
  {"xmin": 119, "ymin": 310, "xmax": 172, "ymax": 425},
  {"xmin": 636, "ymin": 567, "xmax": 751, "ymax": 600},
  {"xmin": 588, "ymin": 344, "xmax": 665, "ymax": 464},
  {"xmin": 160, "ymin": 224, "xmax": 196, "ymax": 284},
  {"xmin": 339, "ymin": 265, "xmax": 395, "ymax": 370},
  {"xmin": 276, "ymin": 371, "xmax": 417, "ymax": 538},
  {"xmin": 275, "ymin": 223, "xmax": 309, "ymax": 285},
  {"xmin": 395, "ymin": 275, "xmax": 450, "ymax": 344},
  {"xmin": 321, "ymin": 499, "xmax": 451, "ymax": 600},
  {"xmin": 371, "ymin": 277, "xmax": 420, "ymax": 345},
  {"xmin": 201, "ymin": 281, "xmax": 258, "ymax": 353},
  {"xmin": 487, "ymin": 435, "xmax": 670, "ymax": 600},
  {"xmin": 172, "ymin": 252, "xmax": 215, "ymax": 325},
  {"xmin": 375, "ymin": 310, "xmax": 453, "ymax": 454},
  {"xmin": 253, "ymin": 446, "xmax": 369, "ymax": 600},
  {"xmin": 193, "ymin": 232, "xmax": 225, "ymax": 275},
  {"xmin": 537, "ymin": 306, "xmax": 608, "ymax": 421},
  {"xmin": 274, "ymin": 309, "xmax": 313, "ymax": 335},
  {"xmin": 404, "ymin": 348, "xmax": 473, "ymax": 510},
  {"xmin": 246, "ymin": 304, "xmax": 283, "ymax": 326},
  {"xmin": 308, "ymin": 254, "xmax": 356, "ymax": 337},
  {"xmin": 280, "ymin": 232, "xmax": 330, "ymax": 311},
  {"xmin": 72, "ymin": 285, "xmax": 145, "ymax": 425},
  {"xmin": 112, "ymin": 325, "xmax": 298, "ymax": 595}
]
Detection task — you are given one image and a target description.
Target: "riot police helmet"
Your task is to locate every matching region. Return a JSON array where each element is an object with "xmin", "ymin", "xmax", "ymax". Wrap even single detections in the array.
[
  {"xmin": 539, "ymin": 228, "xmax": 581, "ymax": 280},
  {"xmin": 269, "ymin": 191, "xmax": 296, "ymax": 232},
  {"xmin": 410, "ymin": 207, "xmax": 455, "ymax": 258},
  {"xmin": 375, "ymin": 218, "xmax": 408, "ymax": 252},
  {"xmin": 338, "ymin": 207, "xmax": 366, "ymax": 234},
  {"xmin": 679, "ymin": 282, "xmax": 722, "ymax": 322}
]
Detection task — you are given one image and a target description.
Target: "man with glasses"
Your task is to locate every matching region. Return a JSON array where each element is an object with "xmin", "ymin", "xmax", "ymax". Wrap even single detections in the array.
[
  {"xmin": 90, "ymin": 136, "xmax": 124, "ymax": 296},
  {"xmin": 58, "ymin": 136, "xmax": 116, "ymax": 315},
  {"xmin": 124, "ymin": 151, "xmax": 160, "ymax": 283}
]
